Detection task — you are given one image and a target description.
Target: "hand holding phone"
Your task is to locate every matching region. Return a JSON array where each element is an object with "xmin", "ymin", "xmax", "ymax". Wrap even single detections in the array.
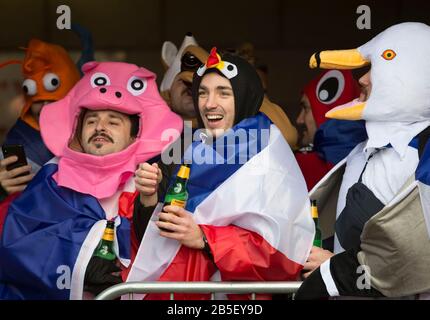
[
  {"xmin": 0, "ymin": 145, "xmax": 33, "ymax": 195},
  {"xmin": 2, "ymin": 145, "xmax": 29, "ymax": 176}
]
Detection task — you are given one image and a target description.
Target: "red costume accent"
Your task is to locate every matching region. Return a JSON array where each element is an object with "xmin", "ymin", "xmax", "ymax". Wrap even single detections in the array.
[
  {"xmin": 296, "ymin": 70, "xmax": 360, "ymax": 190},
  {"xmin": 303, "ymin": 70, "xmax": 360, "ymax": 127},
  {"xmin": 206, "ymin": 47, "xmax": 220, "ymax": 67}
]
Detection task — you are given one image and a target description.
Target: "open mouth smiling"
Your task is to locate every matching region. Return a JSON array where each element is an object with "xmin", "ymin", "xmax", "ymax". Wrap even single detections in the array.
[{"xmin": 205, "ymin": 114, "xmax": 224, "ymax": 126}]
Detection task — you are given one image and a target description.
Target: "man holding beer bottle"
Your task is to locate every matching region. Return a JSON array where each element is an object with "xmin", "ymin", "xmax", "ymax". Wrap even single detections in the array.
[
  {"xmin": 0, "ymin": 61, "xmax": 182, "ymax": 300},
  {"xmin": 130, "ymin": 48, "xmax": 314, "ymax": 300}
]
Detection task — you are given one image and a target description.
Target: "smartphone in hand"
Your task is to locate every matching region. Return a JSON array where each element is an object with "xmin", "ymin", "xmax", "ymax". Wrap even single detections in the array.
[{"xmin": 2, "ymin": 144, "xmax": 30, "ymax": 177}]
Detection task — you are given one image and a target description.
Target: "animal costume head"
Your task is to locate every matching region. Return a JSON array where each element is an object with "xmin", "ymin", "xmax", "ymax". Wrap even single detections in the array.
[
  {"xmin": 309, "ymin": 22, "xmax": 430, "ymax": 123},
  {"xmin": 176, "ymin": 45, "xmax": 210, "ymax": 88},
  {"xmin": 303, "ymin": 70, "xmax": 360, "ymax": 127},
  {"xmin": 192, "ymin": 47, "xmax": 264, "ymax": 128},
  {"xmin": 40, "ymin": 61, "xmax": 183, "ymax": 199},
  {"xmin": 160, "ymin": 32, "xmax": 199, "ymax": 92},
  {"xmin": 159, "ymin": 33, "xmax": 208, "ymax": 124},
  {"xmin": 212, "ymin": 44, "xmax": 300, "ymax": 149},
  {"xmin": 0, "ymin": 39, "xmax": 80, "ymax": 130}
]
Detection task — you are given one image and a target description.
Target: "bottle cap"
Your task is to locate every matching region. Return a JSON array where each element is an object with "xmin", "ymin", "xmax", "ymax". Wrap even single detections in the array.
[
  {"xmin": 177, "ymin": 165, "xmax": 190, "ymax": 179},
  {"xmin": 311, "ymin": 201, "xmax": 318, "ymax": 218}
]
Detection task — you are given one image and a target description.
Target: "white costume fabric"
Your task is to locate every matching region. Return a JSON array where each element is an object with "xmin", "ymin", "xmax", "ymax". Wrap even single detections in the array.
[
  {"xmin": 297, "ymin": 22, "xmax": 430, "ymax": 300},
  {"xmin": 160, "ymin": 33, "xmax": 197, "ymax": 92}
]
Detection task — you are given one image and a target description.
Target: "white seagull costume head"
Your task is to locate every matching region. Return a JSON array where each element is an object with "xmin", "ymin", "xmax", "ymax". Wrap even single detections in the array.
[{"xmin": 309, "ymin": 22, "xmax": 430, "ymax": 156}]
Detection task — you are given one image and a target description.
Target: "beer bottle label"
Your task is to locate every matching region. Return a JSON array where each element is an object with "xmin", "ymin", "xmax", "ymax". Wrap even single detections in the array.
[
  {"xmin": 94, "ymin": 242, "xmax": 116, "ymax": 261},
  {"xmin": 164, "ymin": 190, "xmax": 188, "ymax": 208},
  {"xmin": 311, "ymin": 206, "xmax": 318, "ymax": 218},
  {"xmin": 102, "ymin": 228, "xmax": 114, "ymax": 241},
  {"xmin": 99, "ymin": 245, "xmax": 109, "ymax": 256},
  {"xmin": 173, "ymin": 183, "xmax": 183, "ymax": 193},
  {"xmin": 170, "ymin": 199, "xmax": 186, "ymax": 208}
]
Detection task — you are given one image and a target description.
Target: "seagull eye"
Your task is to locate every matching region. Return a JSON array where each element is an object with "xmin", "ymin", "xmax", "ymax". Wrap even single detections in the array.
[{"xmin": 382, "ymin": 49, "xmax": 396, "ymax": 61}]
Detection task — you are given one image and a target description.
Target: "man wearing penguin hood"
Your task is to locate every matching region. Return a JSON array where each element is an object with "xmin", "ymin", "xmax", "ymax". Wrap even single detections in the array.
[
  {"xmin": 128, "ymin": 48, "xmax": 314, "ymax": 299},
  {"xmin": 296, "ymin": 22, "xmax": 430, "ymax": 299}
]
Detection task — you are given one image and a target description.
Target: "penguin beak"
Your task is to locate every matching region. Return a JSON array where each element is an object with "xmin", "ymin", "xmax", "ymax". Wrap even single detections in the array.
[
  {"xmin": 309, "ymin": 49, "xmax": 369, "ymax": 120},
  {"xmin": 309, "ymin": 49, "xmax": 369, "ymax": 70}
]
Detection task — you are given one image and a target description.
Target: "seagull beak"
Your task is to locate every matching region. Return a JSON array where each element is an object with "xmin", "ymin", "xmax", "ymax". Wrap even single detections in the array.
[
  {"xmin": 309, "ymin": 48, "xmax": 369, "ymax": 120},
  {"xmin": 325, "ymin": 99, "xmax": 366, "ymax": 120},
  {"xmin": 309, "ymin": 49, "xmax": 370, "ymax": 70}
]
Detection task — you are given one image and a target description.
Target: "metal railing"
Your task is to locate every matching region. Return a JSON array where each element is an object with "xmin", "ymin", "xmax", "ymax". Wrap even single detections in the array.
[{"xmin": 95, "ymin": 281, "xmax": 302, "ymax": 300}]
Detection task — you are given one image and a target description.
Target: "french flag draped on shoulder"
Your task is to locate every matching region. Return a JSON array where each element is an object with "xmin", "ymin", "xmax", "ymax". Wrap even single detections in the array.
[
  {"xmin": 0, "ymin": 162, "xmax": 132, "ymax": 300},
  {"xmin": 0, "ymin": 61, "xmax": 184, "ymax": 300},
  {"xmin": 127, "ymin": 112, "xmax": 315, "ymax": 299}
]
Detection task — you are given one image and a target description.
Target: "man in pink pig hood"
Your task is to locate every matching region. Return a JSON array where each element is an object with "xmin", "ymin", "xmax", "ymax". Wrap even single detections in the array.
[{"xmin": 0, "ymin": 61, "xmax": 183, "ymax": 300}]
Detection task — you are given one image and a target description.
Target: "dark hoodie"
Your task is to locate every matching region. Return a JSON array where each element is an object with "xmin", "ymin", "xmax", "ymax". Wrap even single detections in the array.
[
  {"xmin": 191, "ymin": 49, "xmax": 264, "ymax": 128},
  {"xmin": 133, "ymin": 49, "xmax": 266, "ymax": 243}
]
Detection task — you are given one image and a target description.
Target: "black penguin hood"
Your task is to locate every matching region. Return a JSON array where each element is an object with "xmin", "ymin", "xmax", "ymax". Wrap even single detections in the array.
[{"xmin": 192, "ymin": 47, "xmax": 264, "ymax": 128}]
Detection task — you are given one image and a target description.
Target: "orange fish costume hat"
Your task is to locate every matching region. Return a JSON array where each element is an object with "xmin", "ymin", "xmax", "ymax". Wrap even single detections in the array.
[{"xmin": 0, "ymin": 39, "xmax": 80, "ymax": 130}]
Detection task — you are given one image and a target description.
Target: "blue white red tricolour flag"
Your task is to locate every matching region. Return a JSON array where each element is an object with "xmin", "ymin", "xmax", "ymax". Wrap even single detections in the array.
[
  {"xmin": 126, "ymin": 113, "xmax": 315, "ymax": 299},
  {"xmin": 0, "ymin": 160, "xmax": 134, "ymax": 300}
]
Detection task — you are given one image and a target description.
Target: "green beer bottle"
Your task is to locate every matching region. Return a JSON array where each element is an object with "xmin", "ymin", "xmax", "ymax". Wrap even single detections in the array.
[
  {"xmin": 163, "ymin": 163, "xmax": 190, "ymax": 209},
  {"xmin": 159, "ymin": 164, "xmax": 190, "ymax": 231},
  {"xmin": 311, "ymin": 200, "xmax": 322, "ymax": 248},
  {"xmin": 93, "ymin": 220, "xmax": 116, "ymax": 261}
]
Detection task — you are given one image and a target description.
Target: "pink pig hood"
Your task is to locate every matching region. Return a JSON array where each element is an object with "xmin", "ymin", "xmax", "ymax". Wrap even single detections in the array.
[{"xmin": 40, "ymin": 61, "xmax": 183, "ymax": 199}]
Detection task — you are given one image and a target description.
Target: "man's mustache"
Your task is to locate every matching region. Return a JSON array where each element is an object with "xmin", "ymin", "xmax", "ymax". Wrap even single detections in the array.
[{"xmin": 88, "ymin": 131, "xmax": 114, "ymax": 143}]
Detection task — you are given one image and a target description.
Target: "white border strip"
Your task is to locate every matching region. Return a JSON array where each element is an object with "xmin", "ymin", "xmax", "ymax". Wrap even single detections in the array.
[
  {"xmin": 69, "ymin": 220, "xmax": 106, "ymax": 300},
  {"xmin": 320, "ymin": 259, "xmax": 339, "ymax": 297}
]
